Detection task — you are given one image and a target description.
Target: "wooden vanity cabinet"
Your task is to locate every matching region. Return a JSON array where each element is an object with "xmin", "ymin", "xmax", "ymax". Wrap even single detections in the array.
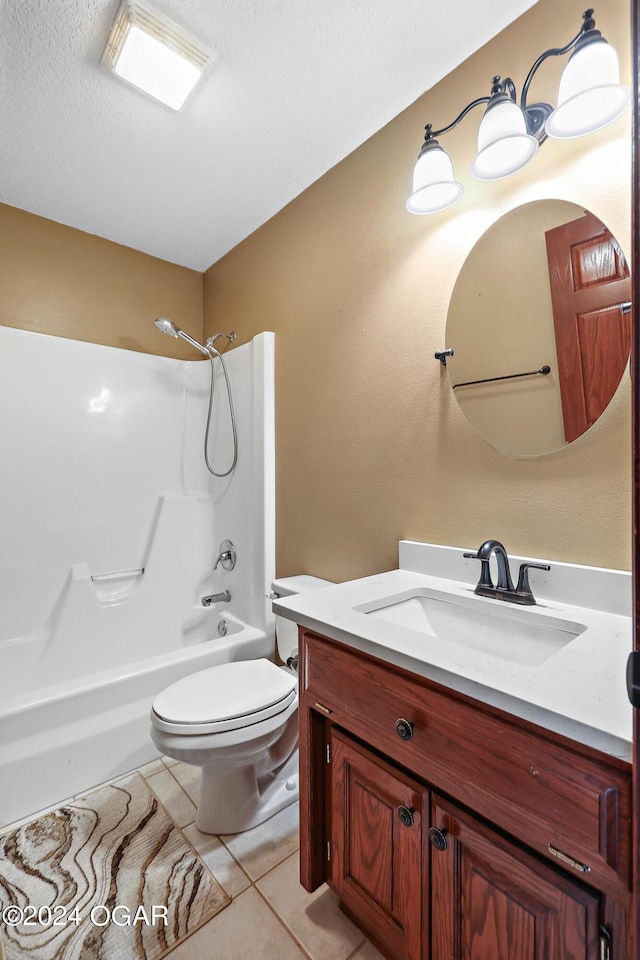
[
  {"xmin": 299, "ymin": 628, "xmax": 633, "ymax": 960},
  {"xmin": 431, "ymin": 794, "xmax": 601, "ymax": 960},
  {"xmin": 328, "ymin": 729, "xmax": 427, "ymax": 960}
]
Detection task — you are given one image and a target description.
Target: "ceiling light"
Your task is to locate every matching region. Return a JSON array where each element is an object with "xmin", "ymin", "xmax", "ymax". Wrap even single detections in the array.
[
  {"xmin": 407, "ymin": 8, "xmax": 628, "ymax": 214},
  {"xmin": 101, "ymin": 1, "xmax": 211, "ymax": 111}
]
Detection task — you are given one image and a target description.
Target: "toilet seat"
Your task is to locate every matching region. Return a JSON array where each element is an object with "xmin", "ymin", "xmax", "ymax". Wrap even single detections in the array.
[{"xmin": 151, "ymin": 658, "xmax": 297, "ymax": 736}]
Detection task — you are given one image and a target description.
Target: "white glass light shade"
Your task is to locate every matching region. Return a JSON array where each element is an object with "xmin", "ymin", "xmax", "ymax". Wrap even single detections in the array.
[
  {"xmin": 545, "ymin": 40, "xmax": 630, "ymax": 139},
  {"xmin": 471, "ymin": 99, "xmax": 538, "ymax": 181},
  {"xmin": 406, "ymin": 143, "xmax": 463, "ymax": 214},
  {"xmin": 102, "ymin": 1, "xmax": 210, "ymax": 111}
]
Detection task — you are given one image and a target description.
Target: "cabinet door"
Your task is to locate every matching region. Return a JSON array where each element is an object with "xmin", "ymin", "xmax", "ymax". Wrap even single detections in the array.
[
  {"xmin": 431, "ymin": 795, "xmax": 601, "ymax": 960},
  {"xmin": 329, "ymin": 729, "xmax": 427, "ymax": 960}
]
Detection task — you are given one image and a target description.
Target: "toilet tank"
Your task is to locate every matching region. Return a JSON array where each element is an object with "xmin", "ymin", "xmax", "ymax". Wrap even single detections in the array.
[{"xmin": 271, "ymin": 575, "xmax": 332, "ymax": 663}]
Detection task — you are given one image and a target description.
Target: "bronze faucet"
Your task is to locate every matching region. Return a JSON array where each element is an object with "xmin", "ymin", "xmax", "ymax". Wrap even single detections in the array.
[{"xmin": 463, "ymin": 540, "xmax": 550, "ymax": 605}]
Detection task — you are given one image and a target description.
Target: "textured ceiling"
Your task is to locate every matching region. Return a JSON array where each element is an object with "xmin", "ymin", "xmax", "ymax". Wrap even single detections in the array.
[{"xmin": 0, "ymin": 0, "xmax": 538, "ymax": 271}]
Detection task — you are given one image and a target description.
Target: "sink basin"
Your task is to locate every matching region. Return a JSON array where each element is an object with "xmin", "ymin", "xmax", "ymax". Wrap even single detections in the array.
[{"xmin": 354, "ymin": 587, "xmax": 586, "ymax": 666}]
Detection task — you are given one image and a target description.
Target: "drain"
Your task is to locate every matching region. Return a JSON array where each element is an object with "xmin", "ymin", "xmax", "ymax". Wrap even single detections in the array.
[{"xmin": 218, "ymin": 619, "xmax": 228, "ymax": 637}]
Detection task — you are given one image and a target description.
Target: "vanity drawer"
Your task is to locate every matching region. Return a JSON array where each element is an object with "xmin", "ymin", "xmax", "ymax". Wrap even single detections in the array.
[{"xmin": 301, "ymin": 629, "xmax": 632, "ymax": 896}]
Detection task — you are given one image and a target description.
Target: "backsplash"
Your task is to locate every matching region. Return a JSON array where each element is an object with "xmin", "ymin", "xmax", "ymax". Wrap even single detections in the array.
[{"xmin": 399, "ymin": 540, "xmax": 632, "ymax": 617}]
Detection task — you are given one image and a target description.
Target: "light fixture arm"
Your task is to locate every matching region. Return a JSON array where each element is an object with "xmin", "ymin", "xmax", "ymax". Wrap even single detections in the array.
[
  {"xmin": 428, "ymin": 95, "xmax": 491, "ymax": 140},
  {"xmin": 426, "ymin": 75, "xmax": 527, "ymax": 146},
  {"xmin": 520, "ymin": 14, "xmax": 592, "ymax": 113}
]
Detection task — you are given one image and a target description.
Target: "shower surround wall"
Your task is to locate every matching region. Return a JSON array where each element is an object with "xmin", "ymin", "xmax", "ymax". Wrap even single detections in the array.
[{"xmin": 0, "ymin": 325, "xmax": 275, "ymax": 826}]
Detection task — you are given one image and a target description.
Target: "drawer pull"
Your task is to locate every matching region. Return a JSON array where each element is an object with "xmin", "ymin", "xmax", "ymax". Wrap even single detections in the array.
[
  {"xmin": 428, "ymin": 827, "xmax": 448, "ymax": 851},
  {"xmin": 314, "ymin": 702, "xmax": 333, "ymax": 715},
  {"xmin": 395, "ymin": 718, "xmax": 414, "ymax": 741},
  {"xmin": 547, "ymin": 844, "xmax": 591, "ymax": 873},
  {"xmin": 397, "ymin": 805, "xmax": 415, "ymax": 828}
]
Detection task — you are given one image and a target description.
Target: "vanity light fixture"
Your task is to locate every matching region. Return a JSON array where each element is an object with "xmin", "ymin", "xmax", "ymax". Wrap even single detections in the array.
[
  {"xmin": 101, "ymin": 1, "xmax": 211, "ymax": 111},
  {"xmin": 407, "ymin": 8, "xmax": 629, "ymax": 214}
]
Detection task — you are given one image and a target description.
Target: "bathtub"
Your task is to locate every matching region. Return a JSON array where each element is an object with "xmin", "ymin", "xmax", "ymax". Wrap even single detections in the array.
[{"xmin": 0, "ymin": 612, "xmax": 272, "ymax": 828}]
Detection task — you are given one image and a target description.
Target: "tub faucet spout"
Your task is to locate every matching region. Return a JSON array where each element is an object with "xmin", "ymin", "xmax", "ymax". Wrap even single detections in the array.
[{"xmin": 201, "ymin": 590, "xmax": 231, "ymax": 606}]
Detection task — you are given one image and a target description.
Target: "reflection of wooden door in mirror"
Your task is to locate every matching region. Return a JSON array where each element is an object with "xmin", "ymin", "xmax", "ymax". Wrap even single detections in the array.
[{"xmin": 545, "ymin": 212, "xmax": 631, "ymax": 443}]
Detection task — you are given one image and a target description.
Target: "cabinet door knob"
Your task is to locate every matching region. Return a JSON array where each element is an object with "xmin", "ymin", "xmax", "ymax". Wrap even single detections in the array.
[
  {"xmin": 428, "ymin": 827, "xmax": 448, "ymax": 851},
  {"xmin": 395, "ymin": 718, "xmax": 414, "ymax": 741},
  {"xmin": 397, "ymin": 805, "xmax": 415, "ymax": 828}
]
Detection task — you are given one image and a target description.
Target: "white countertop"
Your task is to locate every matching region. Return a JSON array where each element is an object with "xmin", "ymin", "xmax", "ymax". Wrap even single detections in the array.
[{"xmin": 273, "ymin": 542, "xmax": 633, "ymax": 762}]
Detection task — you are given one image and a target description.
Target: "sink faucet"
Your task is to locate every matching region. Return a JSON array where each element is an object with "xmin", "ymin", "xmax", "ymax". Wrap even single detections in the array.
[
  {"xmin": 463, "ymin": 540, "xmax": 550, "ymax": 606},
  {"xmin": 201, "ymin": 590, "xmax": 231, "ymax": 607}
]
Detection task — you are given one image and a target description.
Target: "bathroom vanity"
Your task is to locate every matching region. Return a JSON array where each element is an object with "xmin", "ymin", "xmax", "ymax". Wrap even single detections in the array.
[{"xmin": 274, "ymin": 542, "xmax": 633, "ymax": 960}]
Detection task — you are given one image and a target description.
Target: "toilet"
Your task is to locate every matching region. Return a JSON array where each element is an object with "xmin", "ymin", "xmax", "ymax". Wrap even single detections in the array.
[{"xmin": 150, "ymin": 575, "xmax": 330, "ymax": 835}]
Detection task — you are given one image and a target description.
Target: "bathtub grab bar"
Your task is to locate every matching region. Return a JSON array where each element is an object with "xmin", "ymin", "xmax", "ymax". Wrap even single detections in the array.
[{"xmin": 90, "ymin": 568, "xmax": 145, "ymax": 582}]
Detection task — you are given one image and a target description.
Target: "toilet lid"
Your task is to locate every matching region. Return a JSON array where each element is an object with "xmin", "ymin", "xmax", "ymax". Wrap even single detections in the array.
[{"xmin": 152, "ymin": 659, "xmax": 296, "ymax": 730}]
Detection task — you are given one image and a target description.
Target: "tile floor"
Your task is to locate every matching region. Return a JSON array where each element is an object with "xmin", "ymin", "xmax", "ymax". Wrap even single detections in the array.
[
  {"xmin": 2, "ymin": 758, "xmax": 386, "ymax": 960},
  {"xmin": 140, "ymin": 757, "xmax": 385, "ymax": 960}
]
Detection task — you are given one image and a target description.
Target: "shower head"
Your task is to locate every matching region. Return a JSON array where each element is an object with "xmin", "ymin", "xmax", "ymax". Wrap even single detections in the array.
[
  {"xmin": 154, "ymin": 317, "xmax": 180, "ymax": 338},
  {"xmin": 153, "ymin": 318, "xmax": 210, "ymax": 356}
]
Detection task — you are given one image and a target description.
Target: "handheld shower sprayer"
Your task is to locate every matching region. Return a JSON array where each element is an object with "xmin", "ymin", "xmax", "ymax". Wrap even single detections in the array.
[
  {"xmin": 153, "ymin": 318, "xmax": 238, "ymax": 478},
  {"xmin": 153, "ymin": 317, "xmax": 179, "ymax": 337},
  {"xmin": 153, "ymin": 317, "xmax": 210, "ymax": 357}
]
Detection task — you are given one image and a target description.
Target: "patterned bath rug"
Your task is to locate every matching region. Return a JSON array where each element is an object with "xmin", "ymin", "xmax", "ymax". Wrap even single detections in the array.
[{"xmin": 0, "ymin": 773, "xmax": 229, "ymax": 960}]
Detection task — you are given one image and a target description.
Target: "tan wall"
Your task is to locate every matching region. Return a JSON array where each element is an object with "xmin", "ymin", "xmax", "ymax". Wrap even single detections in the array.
[
  {"xmin": 0, "ymin": 204, "xmax": 203, "ymax": 359},
  {"xmin": 203, "ymin": 0, "xmax": 633, "ymax": 580}
]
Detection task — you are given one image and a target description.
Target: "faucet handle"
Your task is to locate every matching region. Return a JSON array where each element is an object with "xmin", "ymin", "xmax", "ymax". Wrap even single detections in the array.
[
  {"xmin": 214, "ymin": 539, "xmax": 236, "ymax": 571},
  {"xmin": 463, "ymin": 551, "xmax": 493, "ymax": 588},
  {"xmin": 516, "ymin": 562, "xmax": 551, "ymax": 604}
]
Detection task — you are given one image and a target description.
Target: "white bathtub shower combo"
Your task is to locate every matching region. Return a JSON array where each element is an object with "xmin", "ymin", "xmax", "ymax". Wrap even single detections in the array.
[{"xmin": 0, "ymin": 324, "xmax": 276, "ymax": 828}]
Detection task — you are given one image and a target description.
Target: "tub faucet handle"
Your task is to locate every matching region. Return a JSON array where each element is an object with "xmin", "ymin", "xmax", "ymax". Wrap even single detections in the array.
[{"xmin": 214, "ymin": 539, "xmax": 236, "ymax": 571}]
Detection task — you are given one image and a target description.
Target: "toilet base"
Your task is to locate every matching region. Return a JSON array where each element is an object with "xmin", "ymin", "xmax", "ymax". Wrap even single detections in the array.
[
  {"xmin": 150, "ymin": 690, "xmax": 300, "ymax": 835},
  {"xmin": 196, "ymin": 748, "xmax": 299, "ymax": 835}
]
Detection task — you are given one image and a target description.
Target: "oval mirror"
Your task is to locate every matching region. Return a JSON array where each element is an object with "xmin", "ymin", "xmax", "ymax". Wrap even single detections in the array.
[{"xmin": 445, "ymin": 200, "xmax": 631, "ymax": 457}]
